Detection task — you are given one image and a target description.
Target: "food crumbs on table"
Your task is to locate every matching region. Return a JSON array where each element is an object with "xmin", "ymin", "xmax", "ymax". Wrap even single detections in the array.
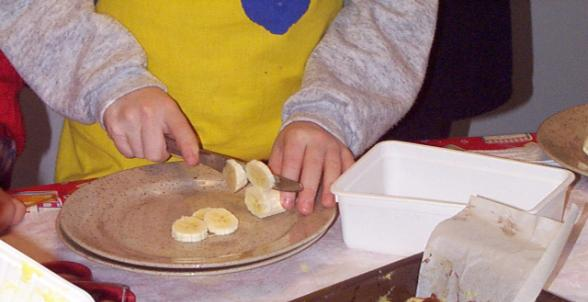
[
  {"xmin": 405, "ymin": 294, "xmax": 443, "ymax": 302},
  {"xmin": 464, "ymin": 290, "xmax": 477, "ymax": 301},
  {"xmin": 299, "ymin": 263, "xmax": 310, "ymax": 273},
  {"xmin": 376, "ymin": 288, "xmax": 395, "ymax": 302},
  {"xmin": 380, "ymin": 272, "xmax": 393, "ymax": 280},
  {"xmin": 377, "ymin": 295, "xmax": 391, "ymax": 302}
]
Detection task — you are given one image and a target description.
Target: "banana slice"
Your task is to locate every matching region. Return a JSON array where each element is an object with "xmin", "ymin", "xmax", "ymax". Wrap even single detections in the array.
[
  {"xmin": 245, "ymin": 160, "xmax": 275, "ymax": 190},
  {"xmin": 244, "ymin": 186, "xmax": 286, "ymax": 218},
  {"xmin": 223, "ymin": 159, "xmax": 248, "ymax": 192},
  {"xmin": 192, "ymin": 207, "xmax": 213, "ymax": 220},
  {"xmin": 203, "ymin": 208, "xmax": 239, "ymax": 235},
  {"xmin": 171, "ymin": 216, "xmax": 208, "ymax": 242}
]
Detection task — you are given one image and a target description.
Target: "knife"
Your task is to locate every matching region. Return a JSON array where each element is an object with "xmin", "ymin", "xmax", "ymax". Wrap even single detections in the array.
[{"xmin": 164, "ymin": 136, "xmax": 303, "ymax": 192}]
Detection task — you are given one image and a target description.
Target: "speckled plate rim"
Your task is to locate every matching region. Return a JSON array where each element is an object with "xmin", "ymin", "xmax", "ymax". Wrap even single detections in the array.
[
  {"xmin": 57, "ymin": 162, "xmax": 337, "ymax": 270},
  {"xmin": 57, "ymin": 222, "xmax": 327, "ymax": 276},
  {"xmin": 537, "ymin": 103, "xmax": 588, "ymax": 176}
]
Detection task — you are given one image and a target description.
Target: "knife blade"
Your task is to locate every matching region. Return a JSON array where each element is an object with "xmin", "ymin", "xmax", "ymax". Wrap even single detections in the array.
[{"xmin": 164, "ymin": 136, "xmax": 303, "ymax": 192}]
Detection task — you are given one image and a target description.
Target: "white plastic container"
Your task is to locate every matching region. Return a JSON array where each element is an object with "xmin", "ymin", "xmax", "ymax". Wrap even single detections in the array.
[
  {"xmin": 0, "ymin": 240, "xmax": 93, "ymax": 302},
  {"xmin": 331, "ymin": 141, "xmax": 575, "ymax": 256}
]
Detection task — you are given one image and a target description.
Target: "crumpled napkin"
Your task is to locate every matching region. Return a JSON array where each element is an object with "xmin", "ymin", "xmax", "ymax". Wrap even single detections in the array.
[{"xmin": 416, "ymin": 195, "xmax": 579, "ymax": 302}]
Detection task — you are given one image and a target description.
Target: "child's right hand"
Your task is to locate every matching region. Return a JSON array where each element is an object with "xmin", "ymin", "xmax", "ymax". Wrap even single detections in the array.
[
  {"xmin": 0, "ymin": 189, "xmax": 25, "ymax": 234},
  {"xmin": 103, "ymin": 87, "xmax": 200, "ymax": 166}
]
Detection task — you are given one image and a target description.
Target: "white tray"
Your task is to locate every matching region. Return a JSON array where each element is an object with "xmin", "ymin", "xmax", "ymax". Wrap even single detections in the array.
[{"xmin": 0, "ymin": 240, "xmax": 93, "ymax": 301}]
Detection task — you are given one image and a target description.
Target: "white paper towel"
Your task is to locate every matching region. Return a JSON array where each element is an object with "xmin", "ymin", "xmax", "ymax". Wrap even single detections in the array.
[{"xmin": 416, "ymin": 195, "xmax": 579, "ymax": 302}]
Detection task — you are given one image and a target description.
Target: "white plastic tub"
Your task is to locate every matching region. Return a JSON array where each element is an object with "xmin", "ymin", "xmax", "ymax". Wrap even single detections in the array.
[
  {"xmin": 0, "ymin": 240, "xmax": 93, "ymax": 301},
  {"xmin": 331, "ymin": 141, "xmax": 575, "ymax": 256}
]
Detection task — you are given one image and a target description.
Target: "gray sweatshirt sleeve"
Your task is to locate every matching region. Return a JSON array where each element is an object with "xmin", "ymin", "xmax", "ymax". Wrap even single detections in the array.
[
  {"xmin": 282, "ymin": 0, "xmax": 438, "ymax": 156},
  {"xmin": 0, "ymin": 0, "xmax": 165, "ymax": 124}
]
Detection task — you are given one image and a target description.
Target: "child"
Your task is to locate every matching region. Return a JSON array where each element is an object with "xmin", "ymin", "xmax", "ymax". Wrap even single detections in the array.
[{"xmin": 1, "ymin": 1, "xmax": 437, "ymax": 214}]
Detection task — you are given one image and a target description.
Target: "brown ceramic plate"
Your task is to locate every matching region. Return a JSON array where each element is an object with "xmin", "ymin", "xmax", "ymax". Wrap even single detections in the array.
[
  {"xmin": 58, "ymin": 162, "xmax": 336, "ymax": 270},
  {"xmin": 57, "ymin": 222, "xmax": 325, "ymax": 276},
  {"xmin": 537, "ymin": 103, "xmax": 588, "ymax": 176}
]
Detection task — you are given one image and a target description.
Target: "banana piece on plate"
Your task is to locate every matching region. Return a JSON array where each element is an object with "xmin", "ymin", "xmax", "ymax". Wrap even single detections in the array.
[
  {"xmin": 583, "ymin": 137, "xmax": 588, "ymax": 156},
  {"xmin": 244, "ymin": 186, "xmax": 286, "ymax": 218},
  {"xmin": 203, "ymin": 208, "xmax": 239, "ymax": 235},
  {"xmin": 245, "ymin": 160, "xmax": 275, "ymax": 190},
  {"xmin": 171, "ymin": 216, "xmax": 208, "ymax": 242},
  {"xmin": 192, "ymin": 207, "xmax": 213, "ymax": 220},
  {"xmin": 223, "ymin": 159, "xmax": 248, "ymax": 192}
]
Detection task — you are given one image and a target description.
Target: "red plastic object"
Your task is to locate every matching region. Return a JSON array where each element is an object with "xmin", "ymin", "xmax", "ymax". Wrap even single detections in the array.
[{"xmin": 43, "ymin": 260, "xmax": 136, "ymax": 302}]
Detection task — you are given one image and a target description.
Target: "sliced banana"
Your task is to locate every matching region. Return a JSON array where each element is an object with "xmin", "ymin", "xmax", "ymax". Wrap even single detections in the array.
[
  {"xmin": 192, "ymin": 207, "xmax": 213, "ymax": 220},
  {"xmin": 203, "ymin": 208, "xmax": 239, "ymax": 235},
  {"xmin": 223, "ymin": 159, "xmax": 248, "ymax": 192},
  {"xmin": 244, "ymin": 186, "xmax": 286, "ymax": 218},
  {"xmin": 245, "ymin": 160, "xmax": 275, "ymax": 190},
  {"xmin": 171, "ymin": 216, "xmax": 208, "ymax": 243}
]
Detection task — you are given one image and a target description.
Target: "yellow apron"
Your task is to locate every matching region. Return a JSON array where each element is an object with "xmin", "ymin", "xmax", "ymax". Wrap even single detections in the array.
[{"xmin": 56, "ymin": 0, "xmax": 342, "ymax": 182}]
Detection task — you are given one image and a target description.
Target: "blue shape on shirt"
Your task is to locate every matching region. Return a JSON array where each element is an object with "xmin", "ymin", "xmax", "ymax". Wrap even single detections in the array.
[{"xmin": 241, "ymin": 0, "xmax": 310, "ymax": 35}]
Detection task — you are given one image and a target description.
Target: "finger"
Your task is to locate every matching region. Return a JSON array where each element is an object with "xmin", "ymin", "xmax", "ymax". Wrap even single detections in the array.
[
  {"xmin": 278, "ymin": 138, "xmax": 306, "ymax": 210},
  {"xmin": 109, "ymin": 132, "xmax": 135, "ymax": 158},
  {"xmin": 104, "ymin": 102, "xmax": 143, "ymax": 158},
  {"xmin": 320, "ymin": 146, "xmax": 342, "ymax": 208},
  {"xmin": 141, "ymin": 119, "xmax": 168, "ymax": 162},
  {"xmin": 165, "ymin": 111, "xmax": 199, "ymax": 166},
  {"xmin": 127, "ymin": 128, "xmax": 144, "ymax": 159},
  {"xmin": 296, "ymin": 146, "xmax": 325, "ymax": 215},
  {"xmin": 268, "ymin": 137, "xmax": 295, "ymax": 209},
  {"xmin": 268, "ymin": 137, "xmax": 284, "ymax": 174},
  {"xmin": 341, "ymin": 148, "xmax": 355, "ymax": 171},
  {"xmin": 110, "ymin": 112, "xmax": 144, "ymax": 159},
  {"xmin": 10, "ymin": 198, "xmax": 25, "ymax": 225}
]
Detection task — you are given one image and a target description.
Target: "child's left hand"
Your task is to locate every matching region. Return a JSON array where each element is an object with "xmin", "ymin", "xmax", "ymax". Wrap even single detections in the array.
[{"xmin": 269, "ymin": 121, "xmax": 354, "ymax": 215}]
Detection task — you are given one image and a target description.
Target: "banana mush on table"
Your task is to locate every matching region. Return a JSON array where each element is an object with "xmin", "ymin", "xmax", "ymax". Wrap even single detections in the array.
[
  {"xmin": 404, "ymin": 295, "xmax": 442, "ymax": 302},
  {"xmin": 171, "ymin": 159, "xmax": 286, "ymax": 243}
]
